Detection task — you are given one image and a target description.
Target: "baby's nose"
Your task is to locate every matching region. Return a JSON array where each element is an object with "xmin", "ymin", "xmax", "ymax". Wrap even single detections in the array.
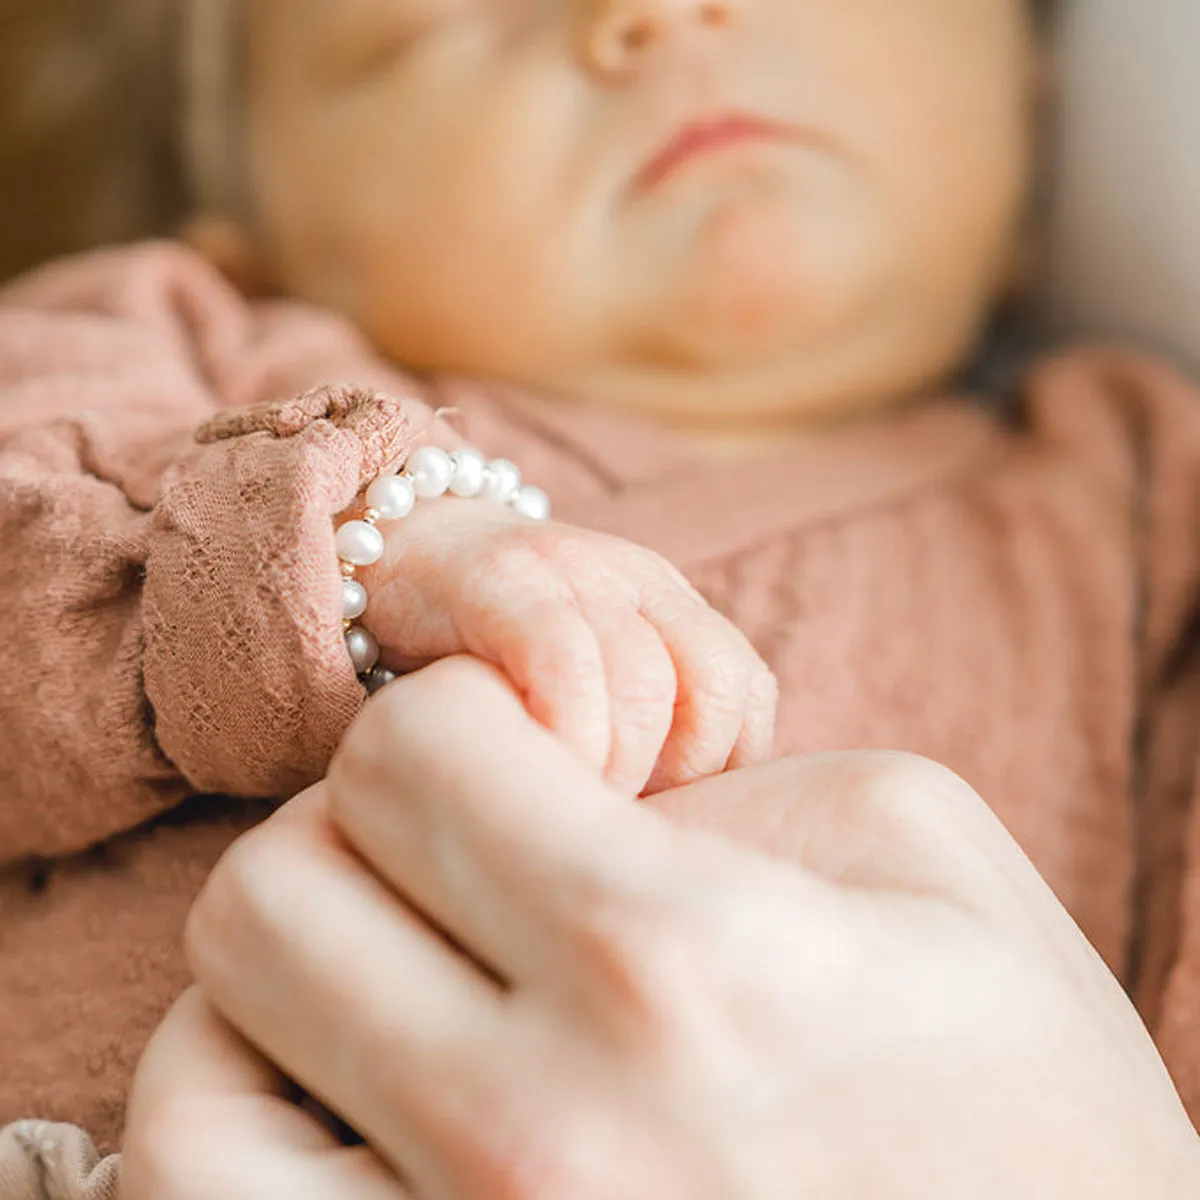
[{"xmin": 580, "ymin": 0, "xmax": 734, "ymax": 78}]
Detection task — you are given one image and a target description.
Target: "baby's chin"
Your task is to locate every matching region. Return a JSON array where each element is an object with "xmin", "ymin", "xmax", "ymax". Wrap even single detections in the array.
[{"xmin": 651, "ymin": 185, "xmax": 869, "ymax": 370}]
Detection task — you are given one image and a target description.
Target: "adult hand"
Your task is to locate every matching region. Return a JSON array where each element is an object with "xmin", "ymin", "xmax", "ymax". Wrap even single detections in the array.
[
  {"xmin": 124, "ymin": 659, "xmax": 1200, "ymax": 1199},
  {"xmin": 122, "ymin": 987, "xmax": 406, "ymax": 1199}
]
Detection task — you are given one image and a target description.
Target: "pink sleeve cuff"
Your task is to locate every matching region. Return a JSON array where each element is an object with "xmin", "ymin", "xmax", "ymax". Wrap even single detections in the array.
[{"xmin": 144, "ymin": 384, "xmax": 420, "ymax": 797}]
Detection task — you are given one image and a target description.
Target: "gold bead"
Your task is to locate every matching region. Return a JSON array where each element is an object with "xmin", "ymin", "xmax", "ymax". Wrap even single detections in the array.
[
  {"xmin": 364, "ymin": 508, "xmax": 381, "ymax": 524},
  {"xmin": 341, "ymin": 562, "xmax": 357, "ymax": 578}
]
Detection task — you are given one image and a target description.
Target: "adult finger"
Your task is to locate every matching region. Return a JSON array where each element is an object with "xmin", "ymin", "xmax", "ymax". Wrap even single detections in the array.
[
  {"xmin": 327, "ymin": 658, "xmax": 756, "ymax": 985},
  {"xmin": 122, "ymin": 988, "xmax": 410, "ymax": 1200},
  {"xmin": 185, "ymin": 788, "xmax": 508, "ymax": 1188}
]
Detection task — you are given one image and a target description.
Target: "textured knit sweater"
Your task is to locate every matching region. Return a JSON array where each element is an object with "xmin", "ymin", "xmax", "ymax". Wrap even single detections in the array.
[{"xmin": 3, "ymin": 242, "xmax": 1200, "ymax": 1196}]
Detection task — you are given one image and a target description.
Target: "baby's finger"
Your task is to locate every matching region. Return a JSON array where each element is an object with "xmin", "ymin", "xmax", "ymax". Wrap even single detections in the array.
[
  {"xmin": 451, "ymin": 567, "xmax": 611, "ymax": 774},
  {"xmin": 640, "ymin": 594, "xmax": 759, "ymax": 793},
  {"xmin": 726, "ymin": 658, "xmax": 779, "ymax": 771},
  {"xmin": 581, "ymin": 601, "xmax": 678, "ymax": 795}
]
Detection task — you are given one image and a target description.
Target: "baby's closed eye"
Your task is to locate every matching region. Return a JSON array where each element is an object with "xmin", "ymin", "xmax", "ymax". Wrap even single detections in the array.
[{"xmin": 315, "ymin": 0, "xmax": 467, "ymax": 84}]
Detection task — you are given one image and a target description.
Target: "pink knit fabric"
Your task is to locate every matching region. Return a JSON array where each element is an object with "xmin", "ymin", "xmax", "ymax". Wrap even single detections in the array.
[{"xmin": 3, "ymin": 243, "xmax": 1200, "ymax": 1190}]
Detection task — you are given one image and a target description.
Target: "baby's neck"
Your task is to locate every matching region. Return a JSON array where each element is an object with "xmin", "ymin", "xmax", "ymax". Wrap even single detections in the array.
[
  {"xmin": 667, "ymin": 399, "xmax": 926, "ymax": 461},
  {"xmin": 680, "ymin": 423, "xmax": 818, "ymax": 460},
  {"xmin": 540, "ymin": 358, "xmax": 943, "ymax": 463}
]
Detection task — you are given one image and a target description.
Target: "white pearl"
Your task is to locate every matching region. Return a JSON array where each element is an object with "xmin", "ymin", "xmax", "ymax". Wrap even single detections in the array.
[
  {"xmin": 405, "ymin": 446, "xmax": 454, "ymax": 499},
  {"xmin": 345, "ymin": 626, "xmax": 380, "ymax": 674},
  {"xmin": 365, "ymin": 474, "xmax": 416, "ymax": 521},
  {"xmin": 342, "ymin": 579, "xmax": 368, "ymax": 620},
  {"xmin": 449, "ymin": 448, "xmax": 486, "ymax": 498},
  {"xmin": 483, "ymin": 458, "xmax": 522, "ymax": 504},
  {"xmin": 366, "ymin": 666, "xmax": 397, "ymax": 696},
  {"xmin": 513, "ymin": 485, "xmax": 551, "ymax": 523},
  {"xmin": 335, "ymin": 520, "xmax": 385, "ymax": 567}
]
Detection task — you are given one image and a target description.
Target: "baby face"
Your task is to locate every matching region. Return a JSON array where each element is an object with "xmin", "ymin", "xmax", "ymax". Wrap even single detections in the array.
[{"xmin": 239, "ymin": 0, "xmax": 1038, "ymax": 431}]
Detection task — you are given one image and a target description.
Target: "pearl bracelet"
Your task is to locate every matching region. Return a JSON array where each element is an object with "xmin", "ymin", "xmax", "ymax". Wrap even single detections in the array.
[{"xmin": 335, "ymin": 446, "xmax": 551, "ymax": 694}]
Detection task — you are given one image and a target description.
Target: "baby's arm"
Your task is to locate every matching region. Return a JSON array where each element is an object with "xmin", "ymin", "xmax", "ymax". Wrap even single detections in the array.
[
  {"xmin": 0, "ymin": 242, "xmax": 436, "ymax": 864},
  {"xmin": 0, "ymin": 241, "xmax": 774, "ymax": 870}
]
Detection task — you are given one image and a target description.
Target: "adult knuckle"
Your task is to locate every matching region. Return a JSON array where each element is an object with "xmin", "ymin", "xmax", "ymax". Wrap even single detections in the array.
[
  {"xmin": 576, "ymin": 895, "xmax": 712, "ymax": 1036},
  {"xmin": 183, "ymin": 834, "xmax": 256, "ymax": 977},
  {"xmin": 183, "ymin": 824, "xmax": 299, "ymax": 983},
  {"xmin": 335, "ymin": 683, "xmax": 421, "ymax": 790},
  {"xmin": 341, "ymin": 681, "xmax": 409, "ymax": 763},
  {"xmin": 469, "ymin": 1098, "xmax": 652, "ymax": 1200},
  {"xmin": 336, "ymin": 658, "xmax": 506, "ymax": 787},
  {"xmin": 473, "ymin": 1123, "xmax": 591, "ymax": 1200},
  {"xmin": 847, "ymin": 751, "xmax": 983, "ymax": 840},
  {"xmin": 869, "ymin": 751, "xmax": 979, "ymax": 813},
  {"xmin": 355, "ymin": 1018, "xmax": 433, "ymax": 1122}
]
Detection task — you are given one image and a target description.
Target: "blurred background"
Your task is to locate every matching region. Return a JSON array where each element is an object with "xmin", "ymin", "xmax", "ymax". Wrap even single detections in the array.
[
  {"xmin": 0, "ymin": 0, "xmax": 186, "ymax": 283},
  {"xmin": 1043, "ymin": 0, "xmax": 1200, "ymax": 375},
  {"xmin": 0, "ymin": 0, "xmax": 1197, "ymax": 374}
]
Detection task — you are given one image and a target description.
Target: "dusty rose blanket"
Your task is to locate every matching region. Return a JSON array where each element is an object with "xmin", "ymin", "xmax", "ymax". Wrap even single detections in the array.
[{"xmin": 3, "ymin": 243, "xmax": 1200, "ymax": 1195}]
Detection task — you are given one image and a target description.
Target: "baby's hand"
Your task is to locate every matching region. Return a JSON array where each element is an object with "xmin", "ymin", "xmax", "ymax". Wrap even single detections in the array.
[{"xmin": 359, "ymin": 499, "xmax": 776, "ymax": 795}]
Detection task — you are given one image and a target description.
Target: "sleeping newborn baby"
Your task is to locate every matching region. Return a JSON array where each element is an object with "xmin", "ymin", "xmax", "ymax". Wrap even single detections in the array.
[
  {"xmin": 8, "ymin": 0, "xmax": 1200, "ymax": 1166},
  {"xmin": 174, "ymin": 0, "xmax": 1041, "ymax": 787}
]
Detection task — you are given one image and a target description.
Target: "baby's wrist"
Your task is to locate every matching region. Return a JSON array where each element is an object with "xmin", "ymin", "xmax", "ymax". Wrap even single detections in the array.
[{"xmin": 334, "ymin": 445, "xmax": 549, "ymax": 692}]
